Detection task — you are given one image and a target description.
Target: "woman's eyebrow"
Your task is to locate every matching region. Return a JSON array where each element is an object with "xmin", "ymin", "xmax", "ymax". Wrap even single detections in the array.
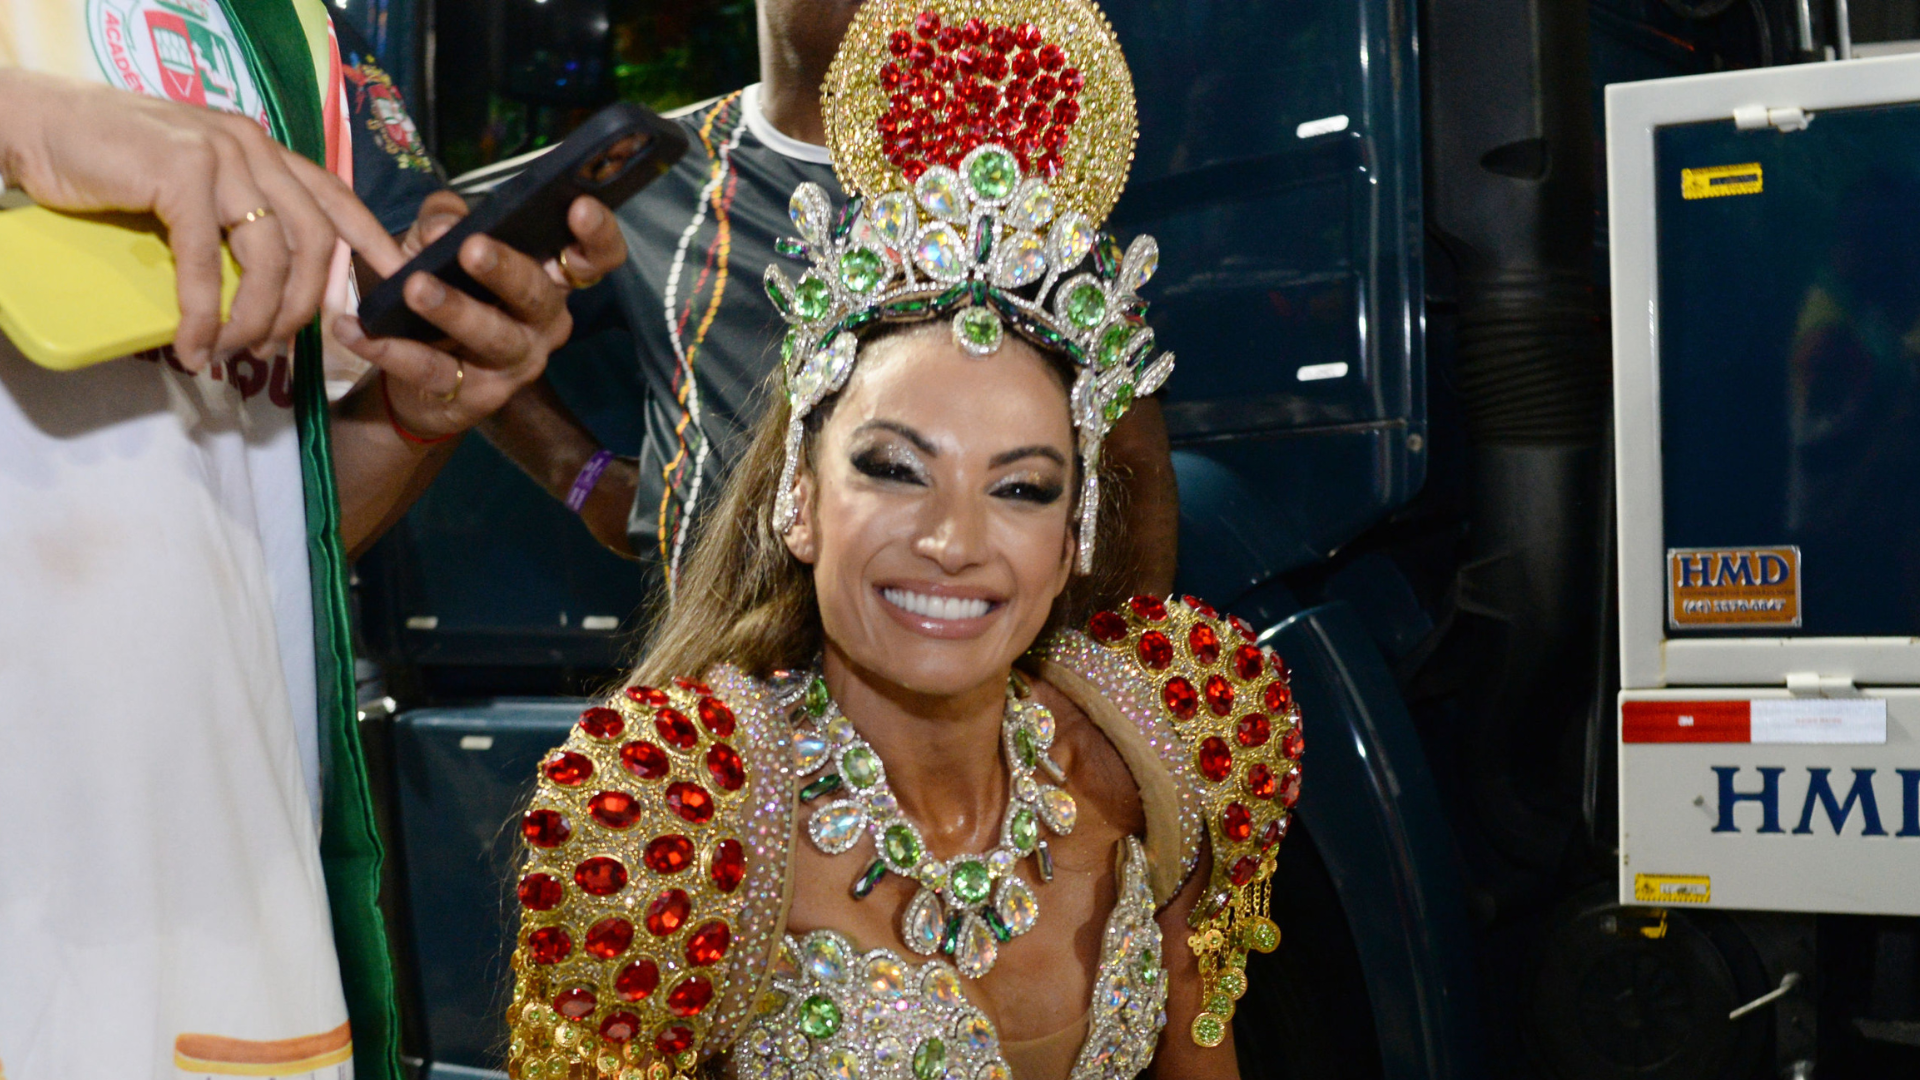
[
  {"xmin": 989, "ymin": 445, "xmax": 1068, "ymax": 468},
  {"xmin": 853, "ymin": 420, "xmax": 937, "ymax": 455}
]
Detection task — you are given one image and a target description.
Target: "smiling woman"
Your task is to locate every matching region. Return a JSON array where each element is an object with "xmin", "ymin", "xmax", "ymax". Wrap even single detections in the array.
[{"xmin": 500, "ymin": 2, "xmax": 1302, "ymax": 1078}]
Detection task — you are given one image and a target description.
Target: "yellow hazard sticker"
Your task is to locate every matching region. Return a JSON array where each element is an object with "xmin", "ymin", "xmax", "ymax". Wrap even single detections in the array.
[
  {"xmin": 1635, "ymin": 873, "xmax": 1712, "ymax": 904},
  {"xmin": 1682, "ymin": 163, "xmax": 1763, "ymax": 200}
]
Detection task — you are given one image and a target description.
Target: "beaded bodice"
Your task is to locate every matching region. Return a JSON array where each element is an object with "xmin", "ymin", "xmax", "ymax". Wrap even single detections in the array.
[{"xmin": 730, "ymin": 837, "xmax": 1166, "ymax": 1080}]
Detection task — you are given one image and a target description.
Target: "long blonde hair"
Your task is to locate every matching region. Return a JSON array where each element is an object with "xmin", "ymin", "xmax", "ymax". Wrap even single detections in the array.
[{"xmin": 629, "ymin": 325, "xmax": 1128, "ymax": 685}]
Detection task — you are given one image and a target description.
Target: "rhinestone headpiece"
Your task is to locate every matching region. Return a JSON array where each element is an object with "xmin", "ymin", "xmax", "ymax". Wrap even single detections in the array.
[{"xmin": 766, "ymin": 0, "xmax": 1172, "ymax": 572}]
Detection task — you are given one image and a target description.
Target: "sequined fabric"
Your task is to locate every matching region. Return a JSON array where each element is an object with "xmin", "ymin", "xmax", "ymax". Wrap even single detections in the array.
[{"xmin": 728, "ymin": 837, "xmax": 1166, "ymax": 1080}]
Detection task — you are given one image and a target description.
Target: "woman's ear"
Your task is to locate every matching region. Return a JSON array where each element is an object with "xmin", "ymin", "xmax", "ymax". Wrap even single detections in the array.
[{"xmin": 782, "ymin": 471, "xmax": 820, "ymax": 564}]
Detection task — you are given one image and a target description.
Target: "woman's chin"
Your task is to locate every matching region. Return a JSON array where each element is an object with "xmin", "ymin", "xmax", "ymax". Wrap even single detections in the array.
[{"xmin": 841, "ymin": 631, "xmax": 1027, "ymax": 702}]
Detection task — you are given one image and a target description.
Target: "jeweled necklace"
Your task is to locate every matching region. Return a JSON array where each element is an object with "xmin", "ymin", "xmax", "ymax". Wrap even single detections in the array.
[{"xmin": 790, "ymin": 673, "xmax": 1077, "ymax": 978}]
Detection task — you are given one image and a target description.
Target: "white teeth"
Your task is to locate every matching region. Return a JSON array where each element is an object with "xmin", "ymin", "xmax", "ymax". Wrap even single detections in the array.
[{"xmin": 882, "ymin": 588, "xmax": 992, "ymax": 621}]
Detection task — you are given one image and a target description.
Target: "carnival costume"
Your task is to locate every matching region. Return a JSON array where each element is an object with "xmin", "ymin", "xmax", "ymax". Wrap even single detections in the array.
[{"xmin": 504, "ymin": 2, "xmax": 1303, "ymax": 1077}]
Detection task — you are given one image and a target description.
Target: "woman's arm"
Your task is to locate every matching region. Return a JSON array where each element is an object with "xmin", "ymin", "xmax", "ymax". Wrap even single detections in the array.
[{"xmin": 1148, "ymin": 845, "xmax": 1244, "ymax": 1080}]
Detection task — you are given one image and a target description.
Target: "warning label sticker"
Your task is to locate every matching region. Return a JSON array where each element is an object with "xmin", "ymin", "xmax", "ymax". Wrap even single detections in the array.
[
  {"xmin": 1635, "ymin": 874, "xmax": 1712, "ymax": 904},
  {"xmin": 1668, "ymin": 546, "xmax": 1801, "ymax": 629},
  {"xmin": 1682, "ymin": 162, "xmax": 1763, "ymax": 200}
]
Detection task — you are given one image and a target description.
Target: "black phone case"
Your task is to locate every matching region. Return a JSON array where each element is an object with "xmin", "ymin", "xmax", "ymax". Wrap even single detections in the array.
[{"xmin": 360, "ymin": 101, "xmax": 688, "ymax": 341}]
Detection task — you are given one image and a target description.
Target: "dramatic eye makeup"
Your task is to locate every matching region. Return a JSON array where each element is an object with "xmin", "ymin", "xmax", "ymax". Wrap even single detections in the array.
[{"xmin": 849, "ymin": 441, "xmax": 929, "ymax": 485}]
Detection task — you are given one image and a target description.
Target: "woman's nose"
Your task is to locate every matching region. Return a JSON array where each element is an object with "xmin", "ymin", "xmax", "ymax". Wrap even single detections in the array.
[{"xmin": 913, "ymin": 488, "xmax": 989, "ymax": 573}]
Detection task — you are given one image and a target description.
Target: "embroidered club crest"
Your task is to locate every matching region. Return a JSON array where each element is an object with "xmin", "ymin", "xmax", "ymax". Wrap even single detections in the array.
[
  {"xmin": 344, "ymin": 56, "xmax": 432, "ymax": 172},
  {"xmin": 87, "ymin": 0, "xmax": 266, "ymax": 127}
]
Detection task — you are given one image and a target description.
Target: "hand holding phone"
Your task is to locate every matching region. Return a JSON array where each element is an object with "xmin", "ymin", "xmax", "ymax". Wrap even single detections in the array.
[{"xmin": 359, "ymin": 101, "xmax": 687, "ymax": 341}]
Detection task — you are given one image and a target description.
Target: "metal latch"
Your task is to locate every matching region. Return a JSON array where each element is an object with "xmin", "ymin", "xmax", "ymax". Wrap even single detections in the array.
[
  {"xmin": 1733, "ymin": 105, "xmax": 1812, "ymax": 132},
  {"xmin": 1785, "ymin": 671, "xmax": 1859, "ymax": 697},
  {"xmin": 1729, "ymin": 971, "xmax": 1802, "ymax": 1020}
]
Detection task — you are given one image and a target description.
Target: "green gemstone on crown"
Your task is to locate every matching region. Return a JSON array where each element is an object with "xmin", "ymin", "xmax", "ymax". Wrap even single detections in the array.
[
  {"xmin": 839, "ymin": 247, "xmax": 883, "ymax": 293},
  {"xmin": 1013, "ymin": 726, "xmax": 1037, "ymax": 768},
  {"xmin": 1065, "ymin": 283, "xmax": 1107, "ymax": 329},
  {"xmin": 767, "ymin": 277, "xmax": 793, "ymax": 318},
  {"xmin": 881, "ymin": 296, "xmax": 932, "ymax": 318},
  {"xmin": 1096, "ymin": 323, "xmax": 1134, "ymax": 369},
  {"xmin": 882, "ymin": 823, "xmax": 922, "ymax": 869},
  {"xmin": 794, "ymin": 276, "xmax": 832, "ymax": 320},
  {"xmin": 798, "ymin": 994, "xmax": 842, "ymax": 1039},
  {"xmin": 805, "ymin": 676, "xmax": 830, "ymax": 716},
  {"xmin": 912, "ymin": 1037, "xmax": 948, "ymax": 1080},
  {"xmin": 799, "ymin": 773, "xmax": 843, "ymax": 801},
  {"xmin": 774, "ymin": 236, "xmax": 808, "ymax": 259},
  {"xmin": 969, "ymin": 148, "xmax": 1020, "ymax": 201},
  {"xmin": 841, "ymin": 745, "xmax": 881, "ymax": 788},
  {"xmin": 955, "ymin": 306, "xmax": 1002, "ymax": 352},
  {"xmin": 950, "ymin": 859, "xmax": 991, "ymax": 904},
  {"xmin": 1102, "ymin": 383, "xmax": 1136, "ymax": 423},
  {"xmin": 1009, "ymin": 807, "xmax": 1039, "ymax": 852},
  {"xmin": 780, "ymin": 330, "xmax": 799, "ymax": 368}
]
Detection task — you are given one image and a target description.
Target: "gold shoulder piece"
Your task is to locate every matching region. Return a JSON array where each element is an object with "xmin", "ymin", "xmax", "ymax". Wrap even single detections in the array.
[
  {"xmin": 1076, "ymin": 594, "xmax": 1300, "ymax": 1047},
  {"xmin": 506, "ymin": 677, "xmax": 756, "ymax": 1079}
]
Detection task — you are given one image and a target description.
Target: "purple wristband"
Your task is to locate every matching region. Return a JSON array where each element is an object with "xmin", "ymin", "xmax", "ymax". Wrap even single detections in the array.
[{"xmin": 565, "ymin": 450, "xmax": 616, "ymax": 514}]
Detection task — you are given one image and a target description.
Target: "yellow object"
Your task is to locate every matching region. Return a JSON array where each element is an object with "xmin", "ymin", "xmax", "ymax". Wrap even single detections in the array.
[
  {"xmin": 1635, "ymin": 873, "xmax": 1712, "ymax": 904},
  {"xmin": 0, "ymin": 202, "xmax": 241, "ymax": 370},
  {"xmin": 1682, "ymin": 162, "xmax": 1763, "ymax": 200}
]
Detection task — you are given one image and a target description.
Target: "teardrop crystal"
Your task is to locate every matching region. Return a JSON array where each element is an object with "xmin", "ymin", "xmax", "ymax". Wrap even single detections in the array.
[
  {"xmin": 954, "ymin": 913, "xmax": 998, "ymax": 978},
  {"xmin": 995, "ymin": 875, "xmax": 1038, "ymax": 936},
  {"xmin": 914, "ymin": 224, "xmax": 966, "ymax": 282},
  {"xmin": 1004, "ymin": 180, "xmax": 1057, "ymax": 232},
  {"xmin": 808, "ymin": 800, "xmax": 866, "ymax": 854},
  {"xmin": 902, "ymin": 887, "xmax": 944, "ymax": 956},
  {"xmin": 993, "ymin": 233, "xmax": 1048, "ymax": 288},
  {"xmin": 1048, "ymin": 212, "xmax": 1096, "ymax": 270},
  {"xmin": 802, "ymin": 933, "xmax": 850, "ymax": 982},
  {"xmin": 870, "ymin": 191, "xmax": 918, "ymax": 247},
  {"xmin": 1122, "ymin": 235, "xmax": 1160, "ymax": 290},
  {"xmin": 792, "ymin": 729, "xmax": 829, "ymax": 772},
  {"xmin": 1038, "ymin": 786, "xmax": 1078, "ymax": 834},
  {"xmin": 915, "ymin": 166, "xmax": 968, "ymax": 221},
  {"xmin": 790, "ymin": 182, "xmax": 831, "ymax": 245}
]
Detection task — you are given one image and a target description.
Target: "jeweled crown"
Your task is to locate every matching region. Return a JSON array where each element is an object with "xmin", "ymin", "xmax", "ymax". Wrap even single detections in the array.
[{"xmin": 766, "ymin": 0, "xmax": 1172, "ymax": 572}]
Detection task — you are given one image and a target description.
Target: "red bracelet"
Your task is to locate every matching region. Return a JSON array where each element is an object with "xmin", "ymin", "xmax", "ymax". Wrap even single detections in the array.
[{"xmin": 380, "ymin": 373, "xmax": 458, "ymax": 446}]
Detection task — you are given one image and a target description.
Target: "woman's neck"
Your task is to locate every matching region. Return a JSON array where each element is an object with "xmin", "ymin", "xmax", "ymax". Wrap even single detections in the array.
[{"xmin": 822, "ymin": 645, "xmax": 1010, "ymax": 858}]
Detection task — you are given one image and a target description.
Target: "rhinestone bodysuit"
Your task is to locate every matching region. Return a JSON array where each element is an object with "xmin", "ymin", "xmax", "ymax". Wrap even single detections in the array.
[{"xmin": 730, "ymin": 837, "xmax": 1166, "ymax": 1080}]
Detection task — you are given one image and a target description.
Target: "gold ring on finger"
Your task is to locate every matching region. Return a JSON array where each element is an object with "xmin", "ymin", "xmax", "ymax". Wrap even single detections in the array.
[
  {"xmin": 224, "ymin": 206, "xmax": 275, "ymax": 233},
  {"xmin": 559, "ymin": 248, "xmax": 606, "ymax": 290},
  {"xmin": 435, "ymin": 360, "xmax": 465, "ymax": 404}
]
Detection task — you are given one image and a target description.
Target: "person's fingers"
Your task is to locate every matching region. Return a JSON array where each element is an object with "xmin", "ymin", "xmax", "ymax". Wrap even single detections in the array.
[
  {"xmin": 462, "ymin": 233, "xmax": 569, "ymax": 328},
  {"xmin": 400, "ymin": 265, "xmax": 555, "ymax": 370},
  {"xmin": 546, "ymin": 196, "xmax": 626, "ymax": 289},
  {"xmin": 404, "ymin": 189, "xmax": 470, "ymax": 257},
  {"xmin": 332, "ymin": 313, "xmax": 461, "ymax": 393},
  {"xmin": 282, "ymin": 150, "xmax": 408, "ymax": 275},
  {"xmin": 150, "ymin": 143, "xmax": 225, "ymax": 372},
  {"xmin": 208, "ymin": 132, "xmax": 292, "ymax": 356},
  {"xmin": 227, "ymin": 120, "xmax": 337, "ymax": 348}
]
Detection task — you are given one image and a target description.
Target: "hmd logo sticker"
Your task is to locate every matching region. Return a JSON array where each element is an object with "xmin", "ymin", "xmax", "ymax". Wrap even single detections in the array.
[{"xmin": 1669, "ymin": 546, "xmax": 1801, "ymax": 629}]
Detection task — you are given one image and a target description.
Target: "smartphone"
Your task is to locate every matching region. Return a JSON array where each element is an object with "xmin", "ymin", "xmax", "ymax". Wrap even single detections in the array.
[
  {"xmin": 359, "ymin": 101, "xmax": 687, "ymax": 341},
  {"xmin": 0, "ymin": 198, "xmax": 242, "ymax": 371}
]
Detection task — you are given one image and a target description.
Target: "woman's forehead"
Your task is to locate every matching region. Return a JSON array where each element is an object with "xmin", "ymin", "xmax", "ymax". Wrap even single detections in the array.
[{"xmin": 836, "ymin": 330, "xmax": 1074, "ymax": 447}]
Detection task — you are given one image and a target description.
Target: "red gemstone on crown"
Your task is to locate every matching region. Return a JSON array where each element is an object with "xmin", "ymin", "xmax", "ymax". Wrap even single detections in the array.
[
  {"xmin": 655, "ymin": 1025, "xmax": 695, "ymax": 1056},
  {"xmin": 1232, "ymin": 645, "xmax": 1264, "ymax": 681},
  {"xmin": 1129, "ymin": 595, "xmax": 1168, "ymax": 621},
  {"xmin": 1183, "ymin": 595, "xmax": 1219, "ymax": 618},
  {"xmin": 711, "ymin": 839, "xmax": 746, "ymax": 893},
  {"xmin": 990, "ymin": 25, "xmax": 1015, "ymax": 51},
  {"xmin": 909, "ymin": 41, "xmax": 934, "ymax": 68},
  {"xmin": 1230, "ymin": 615, "xmax": 1257, "ymax": 641},
  {"xmin": 962, "ymin": 16, "xmax": 987, "ymax": 44},
  {"xmin": 936, "ymin": 26, "xmax": 961, "ymax": 51},
  {"xmin": 1282, "ymin": 728, "xmax": 1304, "ymax": 760},
  {"xmin": 645, "ymin": 834, "xmax": 696, "ymax": 874},
  {"xmin": 554, "ymin": 986, "xmax": 597, "ymax": 1020},
  {"xmin": 889, "ymin": 29, "xmax": 911, "ymax": 55},
  {"xmin": 1037, "ymin": 43, "xmax": 1066, "ymax": 70},
  {"xmin": 526, "ymin": 925, "xmax": 572, "ymax": 964},
  {"xmin": 1263, "ymin": 818, "xmax": 1288, "ymax": 849},
  {"xmin": 931, "ymin": 55, "xmax": 954, "ymax": 81},
  {"xmin": 1268, "ymin": 652, "xmax": 1292, "ymax": 681},
  {"xmin": 1197, "ymin": 736, "xmax": 1233, "ymax": 782},
  {"xmin": 1223, "ymin": 802, "xmax": 1253, "ymax": 842},
  {"xmin": 600, "ymin": 1011, "xmax": 641, "ymax": 1043},
  {"xmin": 706, "ymin": 743, "xmax": 746, "ymax": 792},
  {"xmin": 627, "ymin": 685, "xmax": 669, "ymax": 707},
  {"xmin": 1088, "ymin": 610, "xmax": 1128, "ymax": 643},
  {"xmin": 589, "ymin": 790, "xmax": 643, "ymax": 830},
  {"xmin": 1264, "ymin": 680, "xmax": 1293, "ymax": 713},
  {"xmin": 518, "ymin": 872, "xmax": 563, "ymax": 911},
  {"xmin": 1012, "ymin": 49, "xmax": 1039, "ymax": 80},
  {"xmin": 646, "ymin": 888, "xmax": 692, "ymax": 935},
  {"xmin": 665, "ymin": 781, "xmax": 715, "ymax": 824},
  {"xmin": 1032, "ymin": 73, "xmax": 1057, "ymax": 101},
  {"xmin": 1247, "ymin": 762, "xmax": 1276, "ymax": 800},
  {"xmin": 697, "ymin": 697, "xmax": 736, "ymax": 738},
  {"xmin": 1278, "ymin": 768, "xmax": 1302, "ymax": 808},
  {"xmin": 585, "ymin": 917, "xmax": 635, "ymax": 959},
  {"xmin": 1188, "ymin": 624, "xmax": 1220, "ymax": 665},
  {"xmin": 579, "ymin": 707, "xmax": 625, "ymax": 739},
  {"xmin": 1162, "ymin": 676, "xmax": 1199, "ymax": 720},
  {"xmin": 1015, "ymin": 21, "xmax": 1042, "ymax": 48},
  {"xmin": 542, "ymin": 751, "xmax": 594, "ymax": 786},
  {"xmin": 621, "ymin": 740, "xmax": 670, "ymax": 780},
  {"xmin": 656, "ymin": 708, "xmax": 699, "ymax": 750},
  {"xmin": 1204, "ymin": 675, "xmax": 1235, "ymax": 716},
  {"xmin": 667, "ymin": 976, "xmax": 714, "ymax": 1017},
  {"xmin": 915, "ymin": 10, "xmax": 941, "ymax": 38},
  {"xmin": 983, "ymin": 52, "xmax": 1008, "ymax": 80},
  {"xmin": 522, "ymin": 809, "xmax": 571, "ymax": 848},
  {"xmin": 1053, "ymin": 99, "xmax": 1080, "ymax": 126},
  {"xmin": 1138, "ymin": 631, "xmax": 1174, "ymax": 669},
  {"xmin": 674, "ymin": 676, "xmax": 712, "ymax": 695},
  {"xmin": 615, "ymin": 958, "xmax": 660, "ymax": 1001},
  {"xmin": 685, "ymin": 921, "xmax": 732, "ymax": 966},
  {"xmin": 575, "ymin": 856, "xmax": 628, "ymax": 896},
  {"xmin": 1060, "ymin": 67, "xmax": 1085, "ymax": 93},
  {"xmin": 1236, "ymin": 713, "xmax": 1271, "ymax": 748},
  {"xmin": 1230, "ymin": 855, "xmax": 1259, "ymax": 886}
]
